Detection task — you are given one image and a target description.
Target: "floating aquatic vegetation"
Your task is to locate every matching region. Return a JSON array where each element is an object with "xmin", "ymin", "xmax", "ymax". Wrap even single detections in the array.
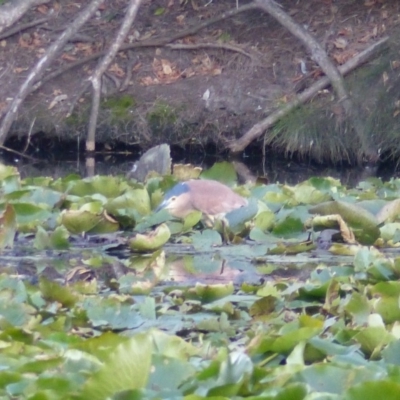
[{"xmin": 1, "ymin": 163, "xmax": 400, "ymax": 398}]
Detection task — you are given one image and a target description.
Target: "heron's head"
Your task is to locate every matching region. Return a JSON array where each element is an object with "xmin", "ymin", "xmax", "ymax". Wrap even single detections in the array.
[{"xmin": 156, "ymin": 182, "xmax": 193, "ymax": 218}]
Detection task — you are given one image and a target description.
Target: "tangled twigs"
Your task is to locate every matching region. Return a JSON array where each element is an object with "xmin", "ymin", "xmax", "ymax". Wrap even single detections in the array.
[
  {"xmin": 0, "ymin": 0, "xmax": 105, "ymax": 146},
  {"xmin": 31, "ymin": 2, "xmax": 260, "ymax": 95}
]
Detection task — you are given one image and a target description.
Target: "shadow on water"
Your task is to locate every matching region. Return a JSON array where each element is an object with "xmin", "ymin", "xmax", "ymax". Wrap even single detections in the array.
[
  {"xmin": 0, "ymin": 144, "xmax": 398, "ymax": 186},
  {"xmin": 1, "ymin": 231, "xmax": 356, "ymax": 289}
]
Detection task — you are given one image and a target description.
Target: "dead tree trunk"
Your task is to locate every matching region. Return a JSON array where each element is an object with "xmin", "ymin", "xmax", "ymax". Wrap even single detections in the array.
[{"xmin": 86, "ymin": 0, "xmax": 143, "ymax": 152}]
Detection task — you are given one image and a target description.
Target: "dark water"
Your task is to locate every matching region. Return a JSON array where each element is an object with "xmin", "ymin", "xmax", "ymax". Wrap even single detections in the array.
[{"xmin": 1, "ymin": 146, "xmax": 398, "ymax": 186}]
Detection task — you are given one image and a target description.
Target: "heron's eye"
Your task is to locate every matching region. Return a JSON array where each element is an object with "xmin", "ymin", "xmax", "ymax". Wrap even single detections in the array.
[{"xmin": 170, "ymin": 196, "xmax": 177, "ymax": 202}]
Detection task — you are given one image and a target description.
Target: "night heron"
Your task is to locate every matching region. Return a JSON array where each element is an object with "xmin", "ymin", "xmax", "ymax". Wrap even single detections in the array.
[{"xmin": 156, "ymin": 179, "xmax": 248, "ymax": 224}]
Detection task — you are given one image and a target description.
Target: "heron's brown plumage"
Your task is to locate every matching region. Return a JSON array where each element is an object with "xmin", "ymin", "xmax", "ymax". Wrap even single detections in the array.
[{"xmin": 158, "ymin": 179, "xmax": 247, "ymax": 220}]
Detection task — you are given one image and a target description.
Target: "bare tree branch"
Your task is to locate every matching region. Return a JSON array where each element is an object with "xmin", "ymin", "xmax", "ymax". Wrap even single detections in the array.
[
  {"xmin": 0, "ymin": 15, "xmax": 52, "ymax": 40},
  {"xmin": 0, "ymin": 0, "xmax": 50, "ymax": 34},
  {"xmin": 0, "ymin": 0, "xmax": 105, "ymax": 145},
  {"xmin": 31, "ymin": 2, "xmax": 260, "ymax": 94},
  {"xmin": 86, "ymin": 0, "xmax": 143, "ymax": 151}
]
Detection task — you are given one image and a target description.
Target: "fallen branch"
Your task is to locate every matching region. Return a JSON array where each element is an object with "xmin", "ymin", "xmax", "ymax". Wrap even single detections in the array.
[
  {"xmin": 86, "ymin": 0, "xmax": 143, "ymax": 151},
  {"xmin": 0, "ymin": 0, "xmax": 105, "ymax": 145},
  {"xmin": 0, "ymin": 145, "xmax": 38, "ymax": 161},
  {"xmin": 227, "ymin": 36, "xmax": 389, "ymax": 153},
  {"xmin": 0, "ymin": 14, "xmax": 52, "ymax": 40},
  {"xmin": 167, "ymin": 42, "xmax": 257, "ymax": 62},
  {"xmin": 256, "ymin": 0, "xmax": 367, "ymax": 156}
]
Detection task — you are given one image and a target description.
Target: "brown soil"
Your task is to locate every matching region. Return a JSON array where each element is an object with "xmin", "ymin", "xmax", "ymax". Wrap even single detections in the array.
[{"xmin": 0, "ymin": 0, "xmax": 399, "ymax": 161}]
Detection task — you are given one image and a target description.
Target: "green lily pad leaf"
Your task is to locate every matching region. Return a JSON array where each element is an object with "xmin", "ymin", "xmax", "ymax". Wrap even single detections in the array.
[
  {"xmin": 376, "ymin": 199, "xmax": 400, "ymax": 223},
  {"xmin": 308, "ymin": 176, "xmax": 341, "ymax": 190},
  {"xmin": 293, "ymin": 181, "xmax": 331, "ymax": 204},
  {"xmin": 82, "ymin": 333, "xmax": 152, "ymax": 399},
  {"xmin": 50, "ymin": 225, "xmax": 70, "ymax": 249},
  {"xmin": 34, "ymin": 225, "xmax": 51, "ymax": 250},
  {"xmin": 166, "ymin": 220, "xmax": 185, "ymax": 235},
  {"xmin": 80, "ymin": 201, "xmax": 104, "ymax": 213},
  {"xmin": 134, "ymin": 209, "xmax": 173, "ymax": 233},
  {"xmin": 295, "ymin": 364, "xmax": 382, "ymax": 395},
  {"xmin": 150, "ymin": 187, "xmax": 164, "ymax": 210},
  {"xmin": 225, "ymin": 198, "xmax": 258, "ymax": 233},
  {"xmin": 370, "ymin": 282, "xmax": 400, "ymax": 323},
  {"xmin": 380, "ymin": 223, "xmax": 400, "ymax": 242},
  {"xmin": 191, "ymin": 229, "xmax": 222, "ymax": 250},
  {"xmin": 12, "ymin": 203, "xmax": 52, "ymax": 226},
  {"xmin": 353, "ymin": 326, "xmax": 392, "ymax": 357},
  {"xmin": 188, "ymin": 282, "xmax": 234, "ymax": 303},
  {"xmin": 0, "ymin": 164, "xmax": 21, "ymax": 193},
  {"xmin": 0, "ymin": 203, "xmax": 16, "ymax": 249},
  {"xmin": 310, "ymin": 201, "xmax": 379, "ymax": 244},
  {"xmin": 358, "ymin": 199, "xmax": 388, "ymax": 217},
  {"xmin": 382, "ymin": 340, "xmax": 400, "ymax": 365},
  {"xmin": 344, "ymin": 381, "xmax": 400, "ymax": 400},
  {"xmin": 200, "ymin": 162, "xmax": 237, "ymax": 185},
  {"xmin": 0, "ymin": 164, "xmax": 19, "ymax": 180},
  {"xmin": 249, "ymin": 226, "xmax": 274, "ymax": 242},
  {"xmin": 148, "ymin": 355, "xmax": 196, "ymax": 394},
  {"xmin": 344, "ymin": 292, "xmax": 370, "ymax": 325},
  {"xmin": 69, "ymin": 176, "xmax": 123, "ymax": 198},
  {"xmin": 61, "ymin": 210, "xmax": 102, "ymax": 234},
  {"xmin": 129, "ymin": 223, "xmax": 170, "ymax": 252},
  {"xmin": 182, "ymin": 210, "xmax": 202, "ymax": 231},
  {"xmin": 173, "ymin": 164, "xmax": 202, "ymax": 181},
  {"xmin": 24, "ymin": 187, "xmax": 64, "ymax": 208},
  {"xmin": 272, "ymin": 214, "xmax": 304, "ymax": 237},
  {"xmin": 268, "ymin": 240, "xmax": 315, "ymax": 255},
  {"xmin": 106, "ymin": 188, "xmax": 151, "ymax": 217},
  {"xmin": 254, "ymin": 209, "xmax": 275, "ymax": 231},
  {"xmin": 0, "ymin": 302, "xmax": 32, "ymax": 326},
  {"xmin": 272, "ymin": 328, "xmax": 322, "ymax": 354},
  {"xmin": 39, "ymin": 278, "xmax": 78, "ymax": 308},
  {"xmin": 35, "ymin": 225, "xmax": 71, "ymax": 250},
  {"xmin": 328, "ymin": 243, "xmax": 360, "ymax": 256},
  {"xmin": 87, "ymin": 213, "xmax": 119, "ymax": 234},
  {"xmin": 354, "ymin": 247, "xmax": 394, "ymax": 280},
  {"xmin": 84, "ymin": 298, "xmax": 143, "ymax": 329},
  {"xmin": 249, "ymin": 296, "xmax": 276, "ymax": 317}
]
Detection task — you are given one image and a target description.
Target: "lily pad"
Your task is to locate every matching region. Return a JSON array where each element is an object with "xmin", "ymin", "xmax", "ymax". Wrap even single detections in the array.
[
  {"xmin": 61, "ymin": 209, "xmax": 102, "ymax": 234},
  {"xmin": 129, "ymin": 223, "xmax": 171, "ymax": 252},
  {"xmin": 310, "ymin": 201, "xmax": 380, "ymax": 245},
  {"xmin": 173, "ymin": 164, "xmax": 202, "ymax": 181},
  {"xmin": 0, "ymin": 203, "xmax": 16, "ymax": 249},
  {"xmin": 200, "ymin": 162, "xmax": 237, "ymax": 185}
]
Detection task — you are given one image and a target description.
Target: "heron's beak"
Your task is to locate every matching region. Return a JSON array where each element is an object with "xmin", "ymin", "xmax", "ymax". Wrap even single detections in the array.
[{"xmin": 155, "ymin": 199, "xmax": 169, "ymax": 213}]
